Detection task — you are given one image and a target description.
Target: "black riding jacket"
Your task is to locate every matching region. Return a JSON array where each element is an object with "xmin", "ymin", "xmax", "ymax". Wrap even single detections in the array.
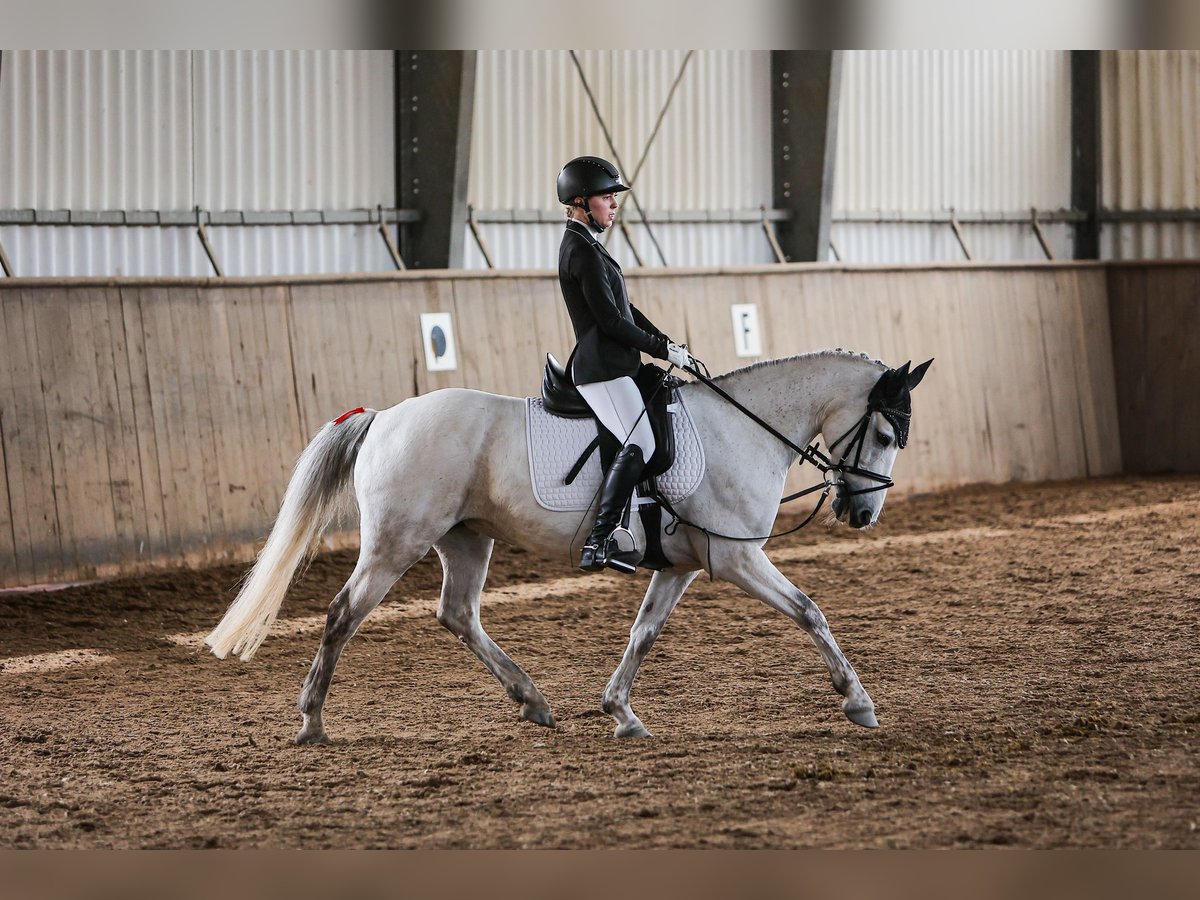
[{"xmin": 558, "ymin": 220, "xmax": 669, "ymax": 384}]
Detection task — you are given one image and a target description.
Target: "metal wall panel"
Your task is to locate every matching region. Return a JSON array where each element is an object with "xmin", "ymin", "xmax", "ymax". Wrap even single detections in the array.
[
  {"xmin": 831, "ymin": 222, "xmax": 1073, "ymax": 264},
  {"xmin": 835, "ymin": 50, "xmax": 1072, "ymax": 212},
  {"xmin": 0, "ymin": 225, "xmax": 208, "ymax": 277},
  {"xmin": 619, "ymin": 223, "xmax": 775, "ymax": 269},
  {"xmin": 461, "ymin": 221, "xmax": 776, "ymax": 271},
  {"xmin": 192, "ymin": 50, "xmax": 394, "ymax": 211},
  {"xmin": 209, "ymin": 224, "xmax": 397, "ymax": 277},
  {"xmin": 8, "ymin": 50, "xmax": 1194, "ymax": 273},
  {"xmin": 963, "ymin": 222, "xmax": 1072, "ymax": 261},
  {"xmin": 462, "ymin": 222, "xmax": 566, "ymax": 271},
  {"xmin": 1101, "ymin": 50, "xmax": 1200, "ymax": 260},
  {"xmin": 833, "ymin": 51, "xmax": 1073, "ymax": 262},
  {"xmin": 465, "ymin": 50, "xmax": 773, "ymax": 268},
  {"xmin": 0, "ymin": 50, "xmax": 194, "ymax": 210},
  {"xmin": 1102, "ymin": 224, "xmax": 1200, "ymax": 260},
  {"xmin": 0, "ymin": 50, "xmax": 396, "ymax": 276},
  {"xmin": 0, "ymin": 224, "xmax": 397, "ymax": 279},
  {"xmin": 831, "ymin": 223, "xmax": 962, "ymax": 264}
]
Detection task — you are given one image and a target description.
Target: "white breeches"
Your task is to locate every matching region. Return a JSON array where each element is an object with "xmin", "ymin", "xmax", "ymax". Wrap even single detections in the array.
[{"xmin": 576, "ymin": 376, "xmax": 656, "ymax": 459}]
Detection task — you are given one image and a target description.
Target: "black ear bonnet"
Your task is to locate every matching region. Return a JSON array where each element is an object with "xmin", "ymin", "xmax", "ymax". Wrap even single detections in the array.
[{"xmin": 866, "ymin": 359, "xmax": 932, "ymax": 449}]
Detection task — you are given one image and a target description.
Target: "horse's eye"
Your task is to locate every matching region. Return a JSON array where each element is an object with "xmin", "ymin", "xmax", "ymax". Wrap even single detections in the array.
[{"xmin": 877, "ymin": 430, "xmax": 893, "ymax": 448}]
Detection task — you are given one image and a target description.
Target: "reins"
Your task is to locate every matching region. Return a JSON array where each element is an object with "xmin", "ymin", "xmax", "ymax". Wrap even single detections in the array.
[{"xmin": 647, "ymin": 358, "xmax": 899, "ymax": 570}]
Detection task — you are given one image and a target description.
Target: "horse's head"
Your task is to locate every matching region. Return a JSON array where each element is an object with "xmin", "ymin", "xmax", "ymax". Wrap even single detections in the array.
[{"xmin": 825, "ymin": 358, "xmax": 932, "ymax": 529}]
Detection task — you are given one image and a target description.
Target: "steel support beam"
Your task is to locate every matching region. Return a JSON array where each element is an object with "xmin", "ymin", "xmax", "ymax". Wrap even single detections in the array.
[
  {"xmin": 395, "ymin": 51, "xmax": 476, "ymax": 269},
  {"xmin": 770, "ymin": 51, "xmax": 842, "ymax": 263},
  {"xmin": 1071, "ymin": 51, "xmax": 1102, "ymax": 260}
]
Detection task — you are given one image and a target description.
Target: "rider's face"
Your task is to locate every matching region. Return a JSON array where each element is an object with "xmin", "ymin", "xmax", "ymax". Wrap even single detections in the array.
[{"xmin": 585, "ymin": 193, "xmax": 619, "ymax": 227}]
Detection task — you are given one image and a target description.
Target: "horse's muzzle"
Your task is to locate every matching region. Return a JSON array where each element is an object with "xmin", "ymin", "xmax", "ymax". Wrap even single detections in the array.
[{"xmin": 831, "ymin": 485, "xmax": 873, "ymax": 529}]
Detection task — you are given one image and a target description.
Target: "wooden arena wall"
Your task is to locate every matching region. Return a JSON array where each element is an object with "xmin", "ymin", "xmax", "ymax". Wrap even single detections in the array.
[
  {"xmin": 1105, "ymin": 263, "xmax": 1200, "ymax": 476},
  {"xmin": 2, "ymin": 260, "xmax": 1185, "ymax": 588}
]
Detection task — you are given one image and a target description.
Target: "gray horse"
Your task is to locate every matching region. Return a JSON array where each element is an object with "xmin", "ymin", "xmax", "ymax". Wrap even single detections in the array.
[{"xmin": 207, "ymin": 350, "xmax": 931, "ymax": 743}]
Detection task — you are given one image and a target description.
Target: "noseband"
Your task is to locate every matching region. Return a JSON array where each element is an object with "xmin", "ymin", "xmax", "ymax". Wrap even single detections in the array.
[{"xmin": 822, "ymin": 397, "xmax": 910, "ymax": 499}]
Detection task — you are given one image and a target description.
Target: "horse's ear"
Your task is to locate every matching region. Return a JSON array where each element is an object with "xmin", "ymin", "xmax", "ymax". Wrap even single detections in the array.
[
  {"xmin": 907, "ymin": 358, "xmax": 933, "ymax": 390},
  {"xmin": 883, "ymin": 361, "xmax": 911, "ymax": 400}
]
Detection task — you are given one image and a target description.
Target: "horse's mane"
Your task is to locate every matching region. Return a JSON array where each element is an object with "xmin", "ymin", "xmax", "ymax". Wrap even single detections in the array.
[{"xmin": 707, "ymin": 349, "xmax": 887, "ymax": 383}]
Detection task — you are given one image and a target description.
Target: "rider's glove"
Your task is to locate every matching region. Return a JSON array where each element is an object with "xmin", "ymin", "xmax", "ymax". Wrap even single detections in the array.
[{"xmin": 666, "ymin": 341, "xmax": 693, "ymax": 371}]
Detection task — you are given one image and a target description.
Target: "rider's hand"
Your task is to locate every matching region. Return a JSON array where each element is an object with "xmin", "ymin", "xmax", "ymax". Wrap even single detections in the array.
[{"xmin": 666, "ymin": 341, "xmax": 693, "ymax": 371}]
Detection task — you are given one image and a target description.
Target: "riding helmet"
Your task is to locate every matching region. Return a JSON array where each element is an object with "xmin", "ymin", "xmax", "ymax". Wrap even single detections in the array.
[{"xmin": 556, "ymin": 156, "xmax": 631, "ymax": 204}]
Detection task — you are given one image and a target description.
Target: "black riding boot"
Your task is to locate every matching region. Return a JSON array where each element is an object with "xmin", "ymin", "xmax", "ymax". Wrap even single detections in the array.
[{"xmin": 580, "ymin": 445, "xmax": 646, "ymax": 574}]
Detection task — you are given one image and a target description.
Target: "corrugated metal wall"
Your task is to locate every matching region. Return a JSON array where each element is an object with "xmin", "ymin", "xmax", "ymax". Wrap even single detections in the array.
[
  {"xmin": 0, "ymin": 227, "xmax": 207, "ymax": 277},
  {"xmin": 1, "ymin": 51, "xmax": 194, "ymax": 210},
  {"xmin": 1101, "ymin": 50, "xmax": 1200, "ymax": 260},
  {"xmin": 3, "ymin": 50, "xmax": 1196, "ymax": 275},
  {"xmin": 0, "ymin": 50, "xmax": 395, "ymax": 276},
  {"xmin": 192, "ymin": 51, "xmax": 393, "ymax": 211},
  {"xmin": 463, "ymin": 50, "xmax": 777, "ymax": 269},
  {"xmin": 831, "ymin": 50, "xmax": 1075, "ymax": 263},
  {"xmin": 195, "ymin": 49, "xmax": 394, "ymax": 277},
  {"xmin": 0, "ymin": 51, "xmax": 205, "ymax": 276}
]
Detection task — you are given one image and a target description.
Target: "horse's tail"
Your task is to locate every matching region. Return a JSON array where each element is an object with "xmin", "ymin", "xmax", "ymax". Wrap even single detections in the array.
[{"xmin": 205, "ymin": 409, "xmax": 378, "ymax": 661}]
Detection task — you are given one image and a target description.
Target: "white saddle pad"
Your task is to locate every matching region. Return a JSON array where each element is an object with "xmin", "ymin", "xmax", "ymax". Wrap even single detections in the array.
[{"xmin": 525, "ymin": 394, "xmax": 706, "ymax": 512}]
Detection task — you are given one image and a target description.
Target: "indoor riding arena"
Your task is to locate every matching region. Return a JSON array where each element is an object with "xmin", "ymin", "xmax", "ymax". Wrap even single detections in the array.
[{"xmin": 2, "ymin": 50, "xmax": 1198, "ymax": 850}]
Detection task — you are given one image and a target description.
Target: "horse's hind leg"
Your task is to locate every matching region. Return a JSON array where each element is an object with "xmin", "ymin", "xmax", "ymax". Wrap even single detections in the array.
[
  {"xmin": 719, "ymin": 547, "xmax": 877, "ymax": 728},
  {"xmin": 295, "ymin": 547, "xmax": 409, "ymax": 745},
  {"xmin": 602, "ymin": 568, "xmax": 700, "ymax": 738},
  {"xmin": 433, "ymin": 525, "xmax": 556, "ymax": 728}
]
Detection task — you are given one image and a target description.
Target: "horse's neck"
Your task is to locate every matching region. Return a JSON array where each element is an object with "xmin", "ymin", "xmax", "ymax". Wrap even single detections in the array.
[{"xmin": 691, "ymin": 354, "xmax": 880, "ymax": 458}]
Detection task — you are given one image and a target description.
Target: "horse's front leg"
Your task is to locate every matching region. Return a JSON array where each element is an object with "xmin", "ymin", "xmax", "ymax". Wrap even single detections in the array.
[
  {"xmin": 602, "ymin": 568, "xmax": 700, "ymax": 738},
  {"xmin": 718, "ymin": 546, "xmax": 877, "ymax": 728}
]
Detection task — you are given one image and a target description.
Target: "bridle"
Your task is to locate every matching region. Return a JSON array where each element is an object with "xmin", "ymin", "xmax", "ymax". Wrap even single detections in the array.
[
  {"xmin": 647, "ymin": 359, "xmax": 904, "ymax": 568},
  {"xmin": 687, "ymin": 358, "xmax": 900, "ymax": 500},
  {"xmin": 822, "ymin": 395, "xmax": 911, "ymax": 498}
]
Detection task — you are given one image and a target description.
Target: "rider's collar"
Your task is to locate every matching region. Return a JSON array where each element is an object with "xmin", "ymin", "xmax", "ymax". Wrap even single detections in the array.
[{"xmin": 566, "ymin": 219, "xmax": 605, "ymax": 242}]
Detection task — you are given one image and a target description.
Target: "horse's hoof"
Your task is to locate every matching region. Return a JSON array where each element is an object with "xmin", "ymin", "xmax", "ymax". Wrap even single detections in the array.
[
  {"xmin": 614, "ymin": 720, "xmax": 652, "ymax": 738},
  {"xmin": 521, "ymin": 703, "xmax": 557, "ymax": 729},
  {"xmin": 843, "ymin": 701, "xmax": 879, "ymax": 729},
  {"xmin": 295, "ymin": 725, "xmax": 332, "ymax": 745}
]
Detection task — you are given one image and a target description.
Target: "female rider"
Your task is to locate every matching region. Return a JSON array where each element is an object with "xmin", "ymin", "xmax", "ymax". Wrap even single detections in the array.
[{"xmin": 556, "ymin": 155, "xmax": 693, "ymax": 573}]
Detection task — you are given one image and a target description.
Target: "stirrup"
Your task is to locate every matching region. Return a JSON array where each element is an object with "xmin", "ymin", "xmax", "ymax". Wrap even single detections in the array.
[
  {"xmin": 604, "ymin": 526, "xmax": 639, "ymax": 573},
  {"xmin": 579, "ymin": 530, "xmax": 639, "ymax": 575}
]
